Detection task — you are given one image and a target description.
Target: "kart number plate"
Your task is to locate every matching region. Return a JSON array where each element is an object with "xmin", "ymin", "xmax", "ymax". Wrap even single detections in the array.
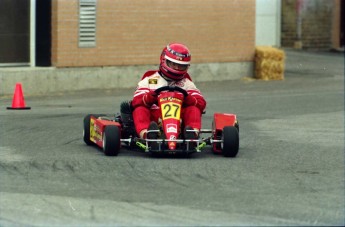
[{"xmin": 161, "ymin": 102, "xmax": 181, "ymax": 120}]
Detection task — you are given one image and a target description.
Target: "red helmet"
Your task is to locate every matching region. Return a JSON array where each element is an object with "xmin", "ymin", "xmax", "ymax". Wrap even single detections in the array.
[{"xmin": 159, "ymin": 43, "xmax": 191, "ymax": 80}]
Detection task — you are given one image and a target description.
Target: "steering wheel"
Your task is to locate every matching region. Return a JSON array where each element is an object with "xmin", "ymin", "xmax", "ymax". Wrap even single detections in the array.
[{"xmin": 154, "ymin": 85, "xmax": 188, "ymax": 97}]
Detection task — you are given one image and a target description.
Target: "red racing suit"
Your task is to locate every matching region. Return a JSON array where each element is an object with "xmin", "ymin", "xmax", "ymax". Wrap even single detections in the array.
[{"xmin": 131, "ymin": 70, "xmax": 207, "ymax": 136}]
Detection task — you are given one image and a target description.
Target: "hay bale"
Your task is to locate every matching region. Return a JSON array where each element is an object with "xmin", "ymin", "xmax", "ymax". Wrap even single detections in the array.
[{"xmin": 255, "ymin": 46, "xmax": 285, "ymax": 80}]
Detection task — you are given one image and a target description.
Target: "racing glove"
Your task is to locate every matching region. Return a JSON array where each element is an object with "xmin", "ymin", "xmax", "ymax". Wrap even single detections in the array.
[
  {"xmin": 143, "ymin": 90, "xmax": 158, "ymax": 107},
  {"xmin": 183, "ymin": 95, "xmax": 197, "ymax": 107}
]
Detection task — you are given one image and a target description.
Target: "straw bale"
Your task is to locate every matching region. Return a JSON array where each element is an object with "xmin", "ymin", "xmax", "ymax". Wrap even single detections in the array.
[{"xmin": 255, "ymin": 46, "xmax": 285, "ymax": 80}]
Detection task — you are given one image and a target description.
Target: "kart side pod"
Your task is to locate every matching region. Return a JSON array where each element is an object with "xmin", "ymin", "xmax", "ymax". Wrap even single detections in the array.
[
  {"xmin": 83, "ymin": 114, "xmax": 122, "ymax": 156},
  {"xmin": 212, "ymin": 113, "xmax": 239, "ymax": 156}
]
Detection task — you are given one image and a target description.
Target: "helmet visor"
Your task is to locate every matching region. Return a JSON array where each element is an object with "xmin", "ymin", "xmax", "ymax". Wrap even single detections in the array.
[{"xmin": 166, "ymin": 59, "xmax": 189, "ymax": 71}]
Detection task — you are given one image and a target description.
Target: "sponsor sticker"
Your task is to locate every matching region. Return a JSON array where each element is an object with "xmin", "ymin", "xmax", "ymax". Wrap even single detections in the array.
[
  {"xmin": 167, "ymin": 123, "xmax": 177, "ymax": 133},
  {"xmin": 149, "ymin": 79, "xmax": 158, "ymax": 84}
]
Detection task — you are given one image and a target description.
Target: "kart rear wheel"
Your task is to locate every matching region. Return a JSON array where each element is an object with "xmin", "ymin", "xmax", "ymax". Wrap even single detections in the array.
[
  {"xmin": 103, "ymin": 125, "xmax": 121, "ymax": 156},
  {"xmin": 221, "ymin": 126, "xmax": 239, "ymax": 157}
]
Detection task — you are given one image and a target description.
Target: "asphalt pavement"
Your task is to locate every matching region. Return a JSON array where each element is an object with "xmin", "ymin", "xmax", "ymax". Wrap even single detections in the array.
[{"xmin": 0, "ymin": 49, "xmax": 344, "ymax": 226}]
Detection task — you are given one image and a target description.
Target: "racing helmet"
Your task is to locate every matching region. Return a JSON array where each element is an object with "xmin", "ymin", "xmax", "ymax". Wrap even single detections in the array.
[{"xmin": 159, "ymin": 43, "xmax": 191, "ymax": 80}]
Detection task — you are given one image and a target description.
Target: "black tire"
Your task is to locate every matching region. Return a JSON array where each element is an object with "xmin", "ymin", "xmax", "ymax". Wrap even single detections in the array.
[
  {"xmin": 103, "ymin": 125, "xmax": 121, "ymax": 156},
  {"xmin": 222, "ymin": 126, "xmax": 239, "ymax": 157},
  {"xmin": 83, "ymin": 114, "xmax": 105, "ymax": 146}
]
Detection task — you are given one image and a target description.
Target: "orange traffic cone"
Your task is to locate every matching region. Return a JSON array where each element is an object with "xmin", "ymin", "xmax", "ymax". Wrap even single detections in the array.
[{"xmin": 7, "ymin": 83, "xmax": 31, "ymax": 110}]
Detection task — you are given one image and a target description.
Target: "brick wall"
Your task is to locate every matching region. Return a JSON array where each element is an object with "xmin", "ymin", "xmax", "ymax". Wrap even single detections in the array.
[
  {"xmin": 281, "ymin": 0, "xmax": 335, "ymax": 50},
  {"xmin": 51, "ymin": 0, "xmax": 255, "ymax": 67}
]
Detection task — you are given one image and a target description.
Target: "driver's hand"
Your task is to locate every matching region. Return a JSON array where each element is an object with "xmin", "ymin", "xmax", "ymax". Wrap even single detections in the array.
[
  {"xmin": 184, "ymin": 95, "xmax": 197, "ymax": 107},
  {"xmin": 143, "ymin": 90, "xmax": 158, "ymax": 106}
]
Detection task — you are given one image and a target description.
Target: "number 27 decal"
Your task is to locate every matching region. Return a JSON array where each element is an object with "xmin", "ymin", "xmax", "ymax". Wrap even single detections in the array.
[{"xmin": 162, "ymin": 103, "xmax": 181, "ymax": 120}]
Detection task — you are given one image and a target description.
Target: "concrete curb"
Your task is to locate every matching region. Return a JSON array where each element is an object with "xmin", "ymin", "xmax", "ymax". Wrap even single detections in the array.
[{"xmin": 0, "ymin": 62, "xmax": 253, "ymax": 96}]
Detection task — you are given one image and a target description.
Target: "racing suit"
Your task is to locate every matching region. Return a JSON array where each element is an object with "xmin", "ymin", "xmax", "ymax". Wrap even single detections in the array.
[{"xmin": 131, "ymin": 70, "xmax": 207, "ymax": 136}]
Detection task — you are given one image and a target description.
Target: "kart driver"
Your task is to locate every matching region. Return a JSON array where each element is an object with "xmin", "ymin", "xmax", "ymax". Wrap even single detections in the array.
[{"xmin": 131, "ymin": 43, "xmax": 207, "ymax": 141}]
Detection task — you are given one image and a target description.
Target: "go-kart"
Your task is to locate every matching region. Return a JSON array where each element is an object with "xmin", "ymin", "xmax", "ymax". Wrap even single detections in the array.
[{"xmin": 83, "ymin": 86, "xmax": 239, "ymax": 157}]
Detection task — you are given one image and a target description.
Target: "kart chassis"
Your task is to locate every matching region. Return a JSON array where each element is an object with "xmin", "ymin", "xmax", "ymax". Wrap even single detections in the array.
[{"xmin": 83, "ymin": 86, "xmax": 239, "ymax": 157}]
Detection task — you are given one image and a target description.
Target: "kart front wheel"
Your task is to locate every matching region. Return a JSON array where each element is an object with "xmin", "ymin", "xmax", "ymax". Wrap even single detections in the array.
[
  {"xmin": 103, "ymin": 125, "xmax": 121, "ymax": 156},
  {"xmin": 221, "ymin": 126, "xmax": 239, "ymax": 157}
]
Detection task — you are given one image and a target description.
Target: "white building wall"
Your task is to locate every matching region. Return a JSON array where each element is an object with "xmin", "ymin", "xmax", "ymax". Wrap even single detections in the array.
[{"xmin": 256, "ymin": 0, "xmax": 281, "ymax": 47}]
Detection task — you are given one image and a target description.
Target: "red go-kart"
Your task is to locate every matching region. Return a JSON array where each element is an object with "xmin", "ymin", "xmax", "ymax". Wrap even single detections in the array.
[{"xmin": 83, "ymin": 86, "xmax": 239, "ymax": 157}]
